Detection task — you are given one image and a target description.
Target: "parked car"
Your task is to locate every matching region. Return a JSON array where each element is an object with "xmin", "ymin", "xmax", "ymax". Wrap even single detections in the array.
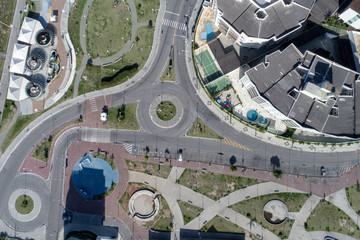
[{"xmin": 321, "ymin": 166, "xmax": 326, "ymax": 176}]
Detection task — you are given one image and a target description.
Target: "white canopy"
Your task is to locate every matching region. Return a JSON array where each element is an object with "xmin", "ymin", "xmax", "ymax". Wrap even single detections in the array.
[
  {"xmin": 18, "ymin": 17, "xmax": 37, "ymax": 44},
  {"xmin": 7, "ymin": 75, "xmax": 29, "ymax": 101},
  {"xmin": 9, "ymin": 44, "xmax": 29, "ymax": 74}
]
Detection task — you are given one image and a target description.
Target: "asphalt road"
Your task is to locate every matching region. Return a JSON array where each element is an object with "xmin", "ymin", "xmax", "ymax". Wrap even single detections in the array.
[{"xmin": 1, "ymin": 0, "xmax": 360, "ymax": 238}]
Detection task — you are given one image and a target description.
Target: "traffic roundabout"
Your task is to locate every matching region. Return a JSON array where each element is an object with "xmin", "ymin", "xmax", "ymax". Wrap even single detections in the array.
[
  {"xmin": 8, "ymin": 189, "xmax": 41, "ymax": 222},
  {"xmin": 149, "ymin": 94, "xmax": 183, "ymax": 128}
]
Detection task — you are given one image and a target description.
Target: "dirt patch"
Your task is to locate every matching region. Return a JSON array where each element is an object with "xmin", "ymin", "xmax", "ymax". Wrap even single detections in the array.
[{"xmin": 195, "ymin": 6, "xmax": 220, "ymax": 47}]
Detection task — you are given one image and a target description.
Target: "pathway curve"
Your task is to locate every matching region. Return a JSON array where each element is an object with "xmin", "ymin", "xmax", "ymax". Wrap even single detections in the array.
[
  {"xmin": 128, "ymin": 167, "xmax": 360, "ymax": 240},
  {"xmin": 326, "ymin": 189, "xmax": 360, "ymax": 228},
  {"xmin": 128, "ymin": 167, "xmax": 284, "ymax": 240},
  {"xmin": 73, "ymin": 0, "xmax": 150, "ymax": 96}
]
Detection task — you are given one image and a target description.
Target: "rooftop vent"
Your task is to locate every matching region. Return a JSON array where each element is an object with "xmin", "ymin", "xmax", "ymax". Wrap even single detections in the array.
[
  {"xmin": 283, "ymin": 0, "xmax": 293, "ymax": 5},
  {"xmin": 255, "ymin": 9, "xmax": 267, "ymax": 20}
]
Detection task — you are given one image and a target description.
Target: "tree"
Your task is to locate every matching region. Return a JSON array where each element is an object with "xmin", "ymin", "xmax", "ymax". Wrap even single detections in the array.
[
  {"xmin": 148, "ymin": 20, "xmax": 153, "ymax": 29},
  {"xmin": 273, "ymin": 169, "xmax": 282, "ymax": 179}
]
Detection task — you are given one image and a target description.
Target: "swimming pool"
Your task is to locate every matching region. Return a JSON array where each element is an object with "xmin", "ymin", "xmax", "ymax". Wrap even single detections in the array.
[{"xmin": 247, "ymin": 110, "xmax": 258, "ymax": 122}]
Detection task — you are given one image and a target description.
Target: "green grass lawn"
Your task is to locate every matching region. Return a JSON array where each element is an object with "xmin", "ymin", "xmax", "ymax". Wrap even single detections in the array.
[
  {"xmin": 68, "ymin": 0, "xmax": 87, "ymax": 70},
  {"xmin": 177, "ymin": 200, "xmax": 203, "ymax": 225},
  {"xmin": 86, "ymin": 0, "xmax": 131, "ymax": 58},
  {"xmin": 0, "ymin": 0, "xmax": 15, "ymax": 53},
  {"xmin": 1, "ymin": 100, "xmax": 17, "ymax": 132},
  {"xmin": 32, "ymin": 119, "xmax": 82, "ymax": 162},
  {"xmin": 160, "ymin": 63, "xmax": 176, "ymax": 82},
  {"xmin": 144, "ymin": 195, "xmax": 173, "ymax": 231},
  {"xmin": 156, "ymin": 101, "xmax": 176, "ymax": 121},
  {"xmin": 306, "ymin": 200, "xmax": 360, "ymax": 238},
  {"xmin": 178, "ymin": 169, "xmax": 263, "ymax": 201},
  {"xmin": 106, "ymin": 103, "xmax": 140, "ymax": 130},
  {"xmin": 15, "ymin": 195, "xmax": 34, "ymax": 214},
  {"xmin": 187, "ymin": 117, "xmax": 223, "ymax": 139},
  {"xmin": 0, "ymin": 58, "xmax": 4, "ymax": 79},
  {"xmin": 201, "ymin": 215, "xmax": 245, "ymax": 234},
  {"xmin": 1, "ymin": 112, "xmax": 42, "ymax": 153},
  {"xmin": 230, "ymin": 193, "xmax": 309, "ymax": 239},
  {"xmin": 346, "ymin": 184, "xmax": 360, "ymax": 215},
  {"xmin": 125, "ymin": 159, "xmax": 172, "ymax": 178},
  {"xmin": 79, "ymin": 26, "xmax": 154, "ymax": 94},
  {"xmin": 135, "ymin": 0, "xmax": 160, "ymax": 24}
]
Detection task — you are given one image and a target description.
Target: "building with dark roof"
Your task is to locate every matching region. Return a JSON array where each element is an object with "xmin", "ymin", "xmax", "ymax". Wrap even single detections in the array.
[
  {"xmin": 241, "ymin": 43, "xmax": 360, "ymax": 137},
  {"xmin": 212, "ymin": 0, "xmax": 314, "ymax": 48},
  {"xmin": 208, "ymin": 38, "xmax": 241, "ymax": 74}
]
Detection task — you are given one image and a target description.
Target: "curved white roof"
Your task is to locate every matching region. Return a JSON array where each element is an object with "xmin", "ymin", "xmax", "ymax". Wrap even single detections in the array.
[
  {"xmin": 18, "ymin": 17, "xmax": 37, "ymax": 44},
  {"xmin": 9, "ymin": 43, "xmax": 29, "ymax": 74},
  {"xmin": 7, "ymin": 75, "xmax": 29, "ymax": 101}
]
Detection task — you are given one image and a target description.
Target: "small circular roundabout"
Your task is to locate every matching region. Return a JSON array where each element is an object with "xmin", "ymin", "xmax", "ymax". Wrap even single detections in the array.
[
  {"xmin": 8, "ymin": 189, "xmax": 41, "ymax": 222},
  {"xmin": 263, "ymin": 199, "xmax": 289, "ymax": 225},
  {"xmin": 149, "ymin": 94, "xmax": 183, "ymax": 128},
  {"xmin": 72, "ymin": 153, "xmax": 119, "ymax": 200},
  {"xmin": 129, "ymin": 189, "xmax": 160, "ymax": 222}
]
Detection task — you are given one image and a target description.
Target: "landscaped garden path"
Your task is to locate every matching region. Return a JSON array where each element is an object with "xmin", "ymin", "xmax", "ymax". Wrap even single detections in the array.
[
  {"xmin": 128, "ymin": 166, "xmax": 360, "ymax": 240},
  {"xmin": 73, "ymin": 0, "xmax": 160, "ymax": 96}
]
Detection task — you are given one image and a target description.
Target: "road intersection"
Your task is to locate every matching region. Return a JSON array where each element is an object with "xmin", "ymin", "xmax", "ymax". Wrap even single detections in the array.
[{"xmin": 1, "ymin": 0, "xmax": 360, "ymax": 239}]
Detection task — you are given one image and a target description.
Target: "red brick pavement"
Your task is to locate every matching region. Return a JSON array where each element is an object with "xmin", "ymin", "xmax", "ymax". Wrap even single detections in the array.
[
  {"xmin": 64, "ymin": 141, "xmax": 148, "ymax": 240},
  {"xmin": 32, "ymin": 0, "xmax": 69, "ymax": 112}
]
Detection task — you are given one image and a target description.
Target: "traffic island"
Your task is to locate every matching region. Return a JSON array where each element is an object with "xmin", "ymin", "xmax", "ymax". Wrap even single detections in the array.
[
  {"xmin": 8, "ymin": 189, "xmax": 41, "ymax": 222},
  {"xmin": 15, "ymin": 195, "xmax": 34, "ymax": 215},
  {"xmin": 149, "ymin": 94, "xmax": 183, "ymax": 128},
  {"xmin": 156, "ymin": 101, "xmax": 176, "ymax": 121}
]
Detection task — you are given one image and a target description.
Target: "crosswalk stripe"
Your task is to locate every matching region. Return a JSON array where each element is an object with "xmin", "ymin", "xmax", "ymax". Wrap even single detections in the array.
[
  {"xmin": 162, "ymin": 18, "xmax": 186, "ymax": 31},
  {"xmin": 122, "ymin": 143, "xmax": 133, "ymax": 154}
]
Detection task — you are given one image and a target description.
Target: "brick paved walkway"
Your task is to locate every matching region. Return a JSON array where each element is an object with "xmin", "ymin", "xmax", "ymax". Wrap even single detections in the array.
[
  {"xmin": 32, "ymin": 0, "xmax": 69, "ymax": 112},
  {"xmin": 64, "ymin": 141, "xmax": 148, "ymax": 239}
]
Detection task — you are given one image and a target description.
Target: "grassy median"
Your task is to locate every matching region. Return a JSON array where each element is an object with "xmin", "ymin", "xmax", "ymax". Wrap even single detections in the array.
[
  {"xmin": 187, "ymin": 117, "xmax": 223, "ymax": 139},
  {"xmin": 106, "ymin": 103, "xmax": 140, "ymax": 130}
]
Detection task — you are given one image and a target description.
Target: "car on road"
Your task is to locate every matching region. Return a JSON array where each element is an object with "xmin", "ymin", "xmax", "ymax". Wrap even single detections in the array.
[
  {"xmin": 62, "ymin": 212, "xmax": 72, "ymax": 222},
  {"xmin": 321, "ymin": 166, "xmax": 326, "ymax": 176},
  {"xmin": 324, "ymin": 236, "xmax": 338, "ymax": 240},
  {"xmin": 178, "ymin": 149, "xmax": 183, "ymax": 161}
]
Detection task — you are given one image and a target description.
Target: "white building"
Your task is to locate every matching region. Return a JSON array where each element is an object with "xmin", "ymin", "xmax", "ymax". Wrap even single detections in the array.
[
  {"xmin": 340, "ymin": 8, "xmax": 360, "ymax": 29},
  {"xmin": 9, "ymin": 43, "xmax": 29, "ymax": 74},
  {"xmin": 212, "ymin": 0, "xmax": 315, "ymax": 48}
]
